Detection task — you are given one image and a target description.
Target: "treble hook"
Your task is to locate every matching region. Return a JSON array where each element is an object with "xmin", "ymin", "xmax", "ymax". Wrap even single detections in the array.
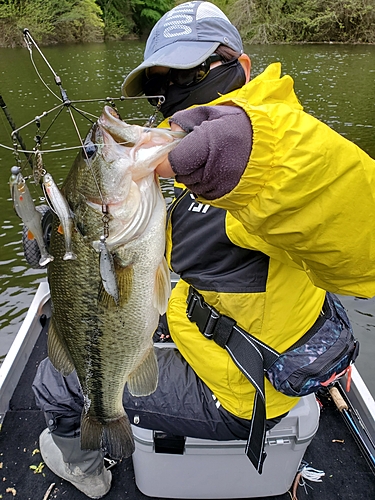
[{"xmin": 144, "ymin": 96, "xmax": 165, "ymax": 127}]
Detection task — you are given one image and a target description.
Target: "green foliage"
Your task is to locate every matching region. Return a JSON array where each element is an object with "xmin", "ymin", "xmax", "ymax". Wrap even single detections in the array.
[
  {"xmin": 0, "ymin": 0, "xmax": 104, "ymax": 46},
  {"xmin": 96, "ymin": 0, "xmax": 135, "ymax": 40},
  {"xmin": 0, "ymin": 0, "xmax": 374, "ymax": 46},
  {"xmin": 54, "ymin": 0, "xmax": 104, "ymax": 43},
  {"xmin": 95, "ymin": 0, "xmax": 174, "ymax": 40},
  {"xmin": 130, "ymin": 0, "xmax": 175, "ymax": 36},
  {"xmin": 217, "ymin": 0, "xmax": 375, "ymax": 43}
]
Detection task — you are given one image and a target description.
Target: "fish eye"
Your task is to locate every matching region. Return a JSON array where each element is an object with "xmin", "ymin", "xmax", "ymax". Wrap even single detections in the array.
[{"xmin": 83, "ymin": 142, "xmax": 97, "ymax": 159}]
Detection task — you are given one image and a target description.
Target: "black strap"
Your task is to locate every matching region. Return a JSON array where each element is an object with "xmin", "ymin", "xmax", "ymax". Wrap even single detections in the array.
[{"xmin": 186, "ymin": 286, "xmax": 279, "ymax": 473}]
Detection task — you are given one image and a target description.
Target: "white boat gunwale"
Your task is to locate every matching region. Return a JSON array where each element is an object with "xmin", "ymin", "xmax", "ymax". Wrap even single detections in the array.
[{"xmin": 0, "ymin": 281, "xmax": 51, "ymax": 423}]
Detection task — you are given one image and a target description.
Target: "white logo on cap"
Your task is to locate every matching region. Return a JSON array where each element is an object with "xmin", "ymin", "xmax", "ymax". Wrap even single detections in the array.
[{"xmin": 163, "ymin": 3, "xmax": 195, "ymax": 39}]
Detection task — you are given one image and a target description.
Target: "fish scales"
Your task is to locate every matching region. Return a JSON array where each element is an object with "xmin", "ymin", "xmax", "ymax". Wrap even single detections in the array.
[{"xmin": 47, "ymin": 106, "xmax": 183, "ymax": 459}]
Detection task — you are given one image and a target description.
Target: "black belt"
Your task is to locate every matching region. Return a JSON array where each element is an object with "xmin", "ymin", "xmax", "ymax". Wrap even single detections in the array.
[{"xmin": 186, "ymin": 286, "xmax": 281, "ymax": 474}]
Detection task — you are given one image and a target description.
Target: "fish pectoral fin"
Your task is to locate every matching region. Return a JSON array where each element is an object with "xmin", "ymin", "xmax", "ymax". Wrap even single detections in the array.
[
  {"xmin": 115, "ymin": 260, "xmax": 134, "ymax": 307},
  {"xmin": 47, "ymin": 318, "xmax": 75, "ymax": 376},
  {"xmin": 153, "ymin": 258, "xmax": 171, "ymax": 315},
  {"xmin": 81, "ymin": 411, "xmax": 134, "ymax": 460},
  {"xmin": 97, "ymin": 281, "xmax": 118, "ymax": 308},
  {"xmin": 127, "ymin": 347, "xmax": 158, "ymax": 397},
  {"xmin": 98, "ymin": 260, "xmax": 133, "ymax": 308}
]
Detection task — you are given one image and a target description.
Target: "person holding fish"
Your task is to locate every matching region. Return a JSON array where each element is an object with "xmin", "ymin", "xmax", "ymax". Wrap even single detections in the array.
[{"xmin": 32, "ymin": 1, "xmax": 375, "ymax": 498}]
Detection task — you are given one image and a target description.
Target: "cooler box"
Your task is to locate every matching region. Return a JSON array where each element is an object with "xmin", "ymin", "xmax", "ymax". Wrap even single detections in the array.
[{"xmin": 131, "ymin": 393, "xmax": 320, "ymax": 499}]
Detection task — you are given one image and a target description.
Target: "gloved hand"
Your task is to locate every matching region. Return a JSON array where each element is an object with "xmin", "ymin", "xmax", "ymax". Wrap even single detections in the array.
[{"xmin": 157, "ymin": 105, "xmax": 253, "ymax": 200}]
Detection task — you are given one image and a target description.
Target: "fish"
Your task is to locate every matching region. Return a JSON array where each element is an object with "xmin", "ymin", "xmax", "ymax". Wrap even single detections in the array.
[
  {"xmin": 47, "ymin": 105, "xmax": 184, "ymax": 459},
  {"xmin": 9, "ymin": 166, "xmax": 54, "ymax": 267},
  {"xmin": 42, "ymin": 172, "xmax": 77, "ymax": 261}
]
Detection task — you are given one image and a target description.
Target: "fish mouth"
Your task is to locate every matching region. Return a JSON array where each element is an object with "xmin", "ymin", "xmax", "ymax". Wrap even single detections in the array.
[{"xmin": 98, "ymin": 106, "xmax": 137, "ymax": 146}]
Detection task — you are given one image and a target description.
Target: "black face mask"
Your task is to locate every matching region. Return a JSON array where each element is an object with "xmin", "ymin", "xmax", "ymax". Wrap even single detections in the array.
[{"xmin": 159, "ymin": 59, "xmax": 246, "ymax": 118}]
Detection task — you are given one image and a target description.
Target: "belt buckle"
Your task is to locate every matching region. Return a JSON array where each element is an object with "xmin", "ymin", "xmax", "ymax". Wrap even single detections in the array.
[
  {"xmin": 186, "ymin": 287, "xmax": 220, "ymax": 339},
  {"xmin": 186, "ymin": 287, "xmax": 200, "ymax": 319},
  {"xmin": 204, "ymin": 307, "xmax": 220, "ymax": 339}
]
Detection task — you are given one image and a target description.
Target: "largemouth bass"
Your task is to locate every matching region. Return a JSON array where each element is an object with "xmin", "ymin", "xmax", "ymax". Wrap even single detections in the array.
[{"xmin": 47, "ymin": 106, "xmax": 184, "ymax": 459}]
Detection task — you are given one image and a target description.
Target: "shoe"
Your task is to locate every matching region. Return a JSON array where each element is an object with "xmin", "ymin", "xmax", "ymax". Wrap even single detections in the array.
[{"xmin": 39, "ymin": 428, "xmax": 112, "ymax": 499}]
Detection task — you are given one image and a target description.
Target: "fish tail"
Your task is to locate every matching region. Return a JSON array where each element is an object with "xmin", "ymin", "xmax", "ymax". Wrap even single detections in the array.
[{"xmin": 81, "ymin": 412, "xmax": 135, "ymax": 460}]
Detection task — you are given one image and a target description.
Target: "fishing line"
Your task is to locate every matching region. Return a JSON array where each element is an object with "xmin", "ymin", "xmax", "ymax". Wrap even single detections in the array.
[
  {"xmin": 24, "ymin": 32, "xmax": 62, "ymax": 102},
  {"xmin": 0, "ymin": 142, "xmax": 84, "ymax": 154},
  {"xmin": 4, "ymin": 29, "xmax": 169, "ymax": 259},
  {"xmin": 4, "ymin": 30, "xmax": 166, "ymax": 157},
  {"xmin": 11, "ymin": 105, "xmax": 62, "ymax": 138},
  {"xmin": 0, "ymin": 136, "xmax": 155, "ymax": 155},
  {"xmin": 24, "ymin": 29, "xmax": 66, "ymax": 103},
  {"xmin": 67, "ymin": 106, "xmax": 107, "ymax": 212},
  {"xmin": 0, "ymin": 93, "xmax": 34, "ymax": 169},
  {"xmin": 37, "ymin": 106, "xmax": 66, "ymax": 144}
]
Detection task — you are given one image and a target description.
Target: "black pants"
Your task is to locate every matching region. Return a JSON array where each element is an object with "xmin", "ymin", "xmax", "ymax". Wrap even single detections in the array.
[{"xmin": 32, "ymin": 346, "xmax": 284, "ymax": 440}]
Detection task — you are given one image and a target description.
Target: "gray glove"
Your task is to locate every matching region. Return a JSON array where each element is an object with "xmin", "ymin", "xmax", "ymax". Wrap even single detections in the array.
[{"xmin": 169, "ymin": 105, "xmax": 253, "ymax": 199}]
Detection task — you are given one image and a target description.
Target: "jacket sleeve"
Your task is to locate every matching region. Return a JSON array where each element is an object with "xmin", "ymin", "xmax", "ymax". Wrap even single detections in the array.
[
  {"xmin": 169, "ymin": 105, "xmax": 252, "ymax": 200},
  {"xmin": 195, "ymin": 101, "xmax": 375, "ymax": 298}
]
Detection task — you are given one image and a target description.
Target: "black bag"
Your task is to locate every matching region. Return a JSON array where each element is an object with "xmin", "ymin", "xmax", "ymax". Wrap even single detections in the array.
[{"xmin": 266, "ymin": 293, "xmax": 359, "ymax": 396}]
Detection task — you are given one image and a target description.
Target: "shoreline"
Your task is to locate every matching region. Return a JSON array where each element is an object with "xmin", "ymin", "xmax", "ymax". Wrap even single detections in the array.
[{"xmin": 1, "ymin": 37, "xmax": 375, "ymax": 50}]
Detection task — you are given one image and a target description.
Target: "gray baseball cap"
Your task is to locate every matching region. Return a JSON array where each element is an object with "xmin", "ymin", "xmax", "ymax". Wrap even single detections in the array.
[{"xmin": 122, "ymin": 1, "xmax": 243, "ymax": 97}]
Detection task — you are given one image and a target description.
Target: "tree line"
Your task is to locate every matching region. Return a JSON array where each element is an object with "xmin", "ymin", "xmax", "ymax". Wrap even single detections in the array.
[
  {"xmin": 0, "ymin": 0, "xmax": 374, "ymax": 47},
  {"xmin": 0, "ymin": 0, "xmax": 175, "ymax": 46}
]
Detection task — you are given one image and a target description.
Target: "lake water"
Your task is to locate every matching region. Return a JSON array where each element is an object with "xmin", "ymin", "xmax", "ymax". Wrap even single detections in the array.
[{"xmin": 0, "ymin": 40, "xmax": 374, "ymax": 395}]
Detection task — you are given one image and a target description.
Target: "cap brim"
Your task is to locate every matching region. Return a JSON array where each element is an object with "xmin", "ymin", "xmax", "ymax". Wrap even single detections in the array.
[{"xmin": 122, "ymin": 40, "xmax": 220, "ymax": 97}]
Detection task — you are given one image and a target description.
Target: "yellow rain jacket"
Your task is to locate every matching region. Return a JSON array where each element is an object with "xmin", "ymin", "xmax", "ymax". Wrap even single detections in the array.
[{"xmin": 163, "ymin": 63, "xmax": 374, "ymax": 421}]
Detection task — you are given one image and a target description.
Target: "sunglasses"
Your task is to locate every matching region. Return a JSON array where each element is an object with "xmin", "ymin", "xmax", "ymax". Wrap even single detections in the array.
[{"xmin": 143, "ymin": 53, "xmax": 222, "ymax": 106}]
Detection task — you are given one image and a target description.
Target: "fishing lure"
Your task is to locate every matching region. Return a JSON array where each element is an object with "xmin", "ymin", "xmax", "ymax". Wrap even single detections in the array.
[
  {"xmin": 9, "ymin": 166, "xmax": 54, "ymax": 267},
  {"xmin": 98, "ymin": 235, "xmax": 119, "ymax": 304},
  {"xmin": 42, "ymin": 173, "xmax": 77, "ymax": 261}
]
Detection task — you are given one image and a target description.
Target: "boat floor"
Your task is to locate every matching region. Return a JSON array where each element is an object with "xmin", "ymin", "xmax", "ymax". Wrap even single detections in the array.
[{"xmin": 1, "ymin": 323, "xmax": 374, "ymax": 500}]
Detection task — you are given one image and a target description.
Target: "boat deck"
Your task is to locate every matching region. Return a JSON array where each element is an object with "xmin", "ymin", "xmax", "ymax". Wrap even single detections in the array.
[{"xmin": 1, "ymin": 321, "xmax": 374, "ymax": 500}]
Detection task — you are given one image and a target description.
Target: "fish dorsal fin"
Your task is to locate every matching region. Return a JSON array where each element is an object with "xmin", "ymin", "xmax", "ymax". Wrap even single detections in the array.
[
  {"xmin": 127, "ymin": 346, "xmax": 158, "ymax": 396},
  {"xmin": 47, "ymin": 318, "xmax": 75, "ymax": 376},
  {"xmin": 153, "ymin": 258, "xmax": 171, "ymax": 315}
]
